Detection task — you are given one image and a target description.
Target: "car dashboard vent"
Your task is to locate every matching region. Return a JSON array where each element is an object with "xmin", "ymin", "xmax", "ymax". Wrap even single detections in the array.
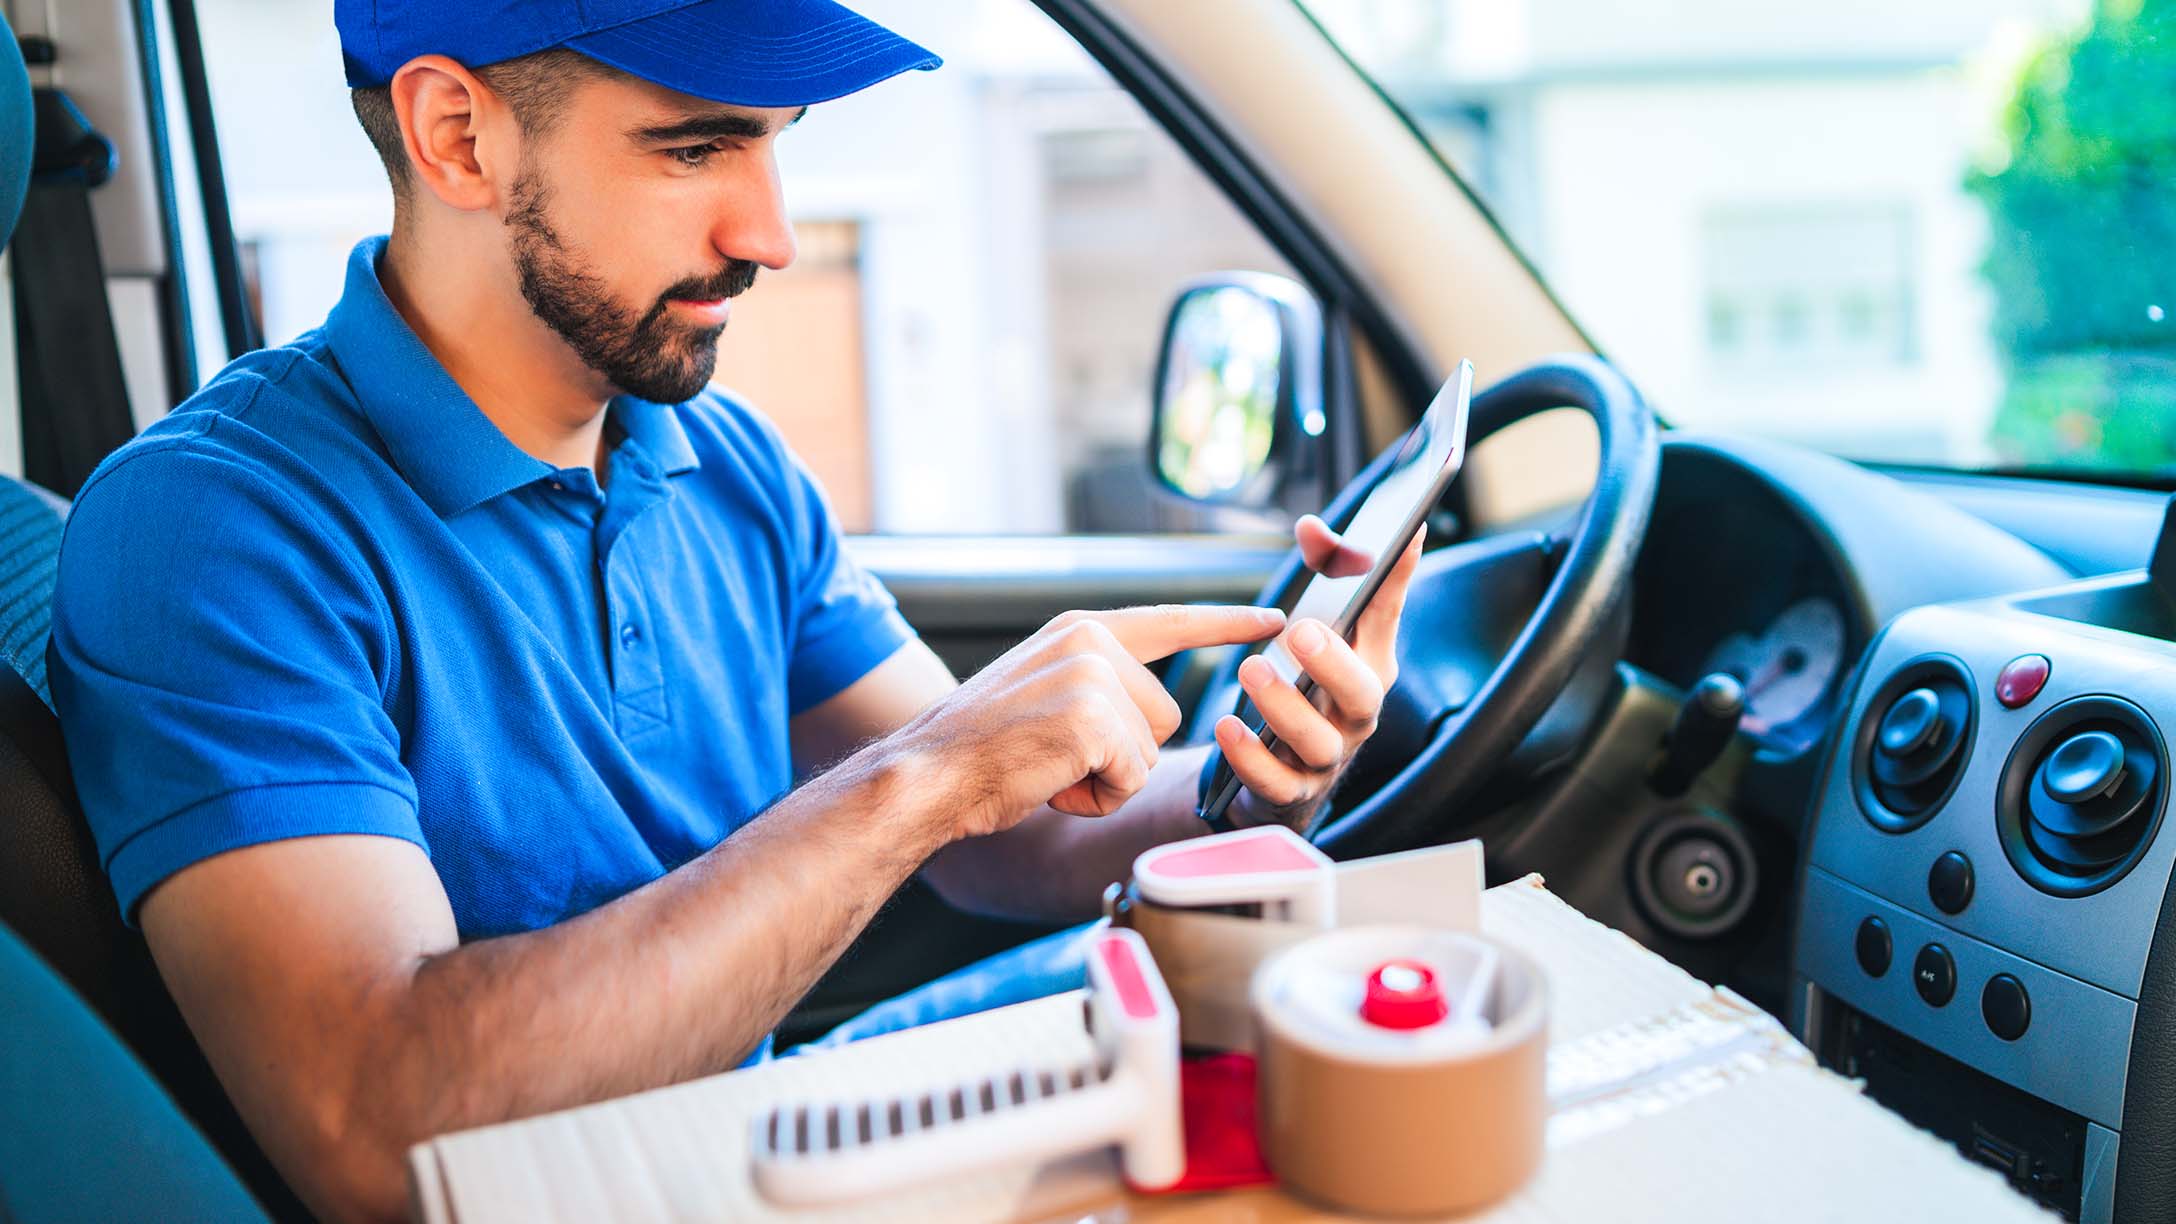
[
  {"xmin": 1998, "ymin": 696, "xmax": 2166, "ymax": 897},
  {"xmin": 1855, "ymin": 657, "xmax": 1976, "ymax": 833}
]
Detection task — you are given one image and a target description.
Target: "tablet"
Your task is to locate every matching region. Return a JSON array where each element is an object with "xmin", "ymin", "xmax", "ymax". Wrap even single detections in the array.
[{"xmin": 1197, "ymin": 358, "xmax": 1474, "ymax": 830}]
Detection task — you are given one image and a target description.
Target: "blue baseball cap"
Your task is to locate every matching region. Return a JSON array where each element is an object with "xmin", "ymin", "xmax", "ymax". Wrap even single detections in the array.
[{"xmin": 335, "ymin": 0, "xmax": 942, "ymax": 107}]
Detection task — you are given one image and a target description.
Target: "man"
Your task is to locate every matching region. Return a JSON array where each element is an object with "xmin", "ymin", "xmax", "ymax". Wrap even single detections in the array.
[{"xmin": 48, "ymin": 2, "xmax": 1419, "ymax": 1220}]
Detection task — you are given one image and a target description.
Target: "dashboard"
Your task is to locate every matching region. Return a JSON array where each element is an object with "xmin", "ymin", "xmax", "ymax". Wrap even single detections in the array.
[
  {"xmin": 1449, "ymin": 426, "xmax": 2176, "ymax": 1220},
  {"xmin": 1609, "ymin": 435, "xmax": 2176, "ymax": 1220},
  {"xmin": 1487, "ymin": 433, "xmax": 2072, "ymax": 1044},
  {"xmin": 1620, "ymin": 437, "xmax": 2080, "ymax": 763},
  {"xmin": 1625, "ymin": 455, "xmax": 1860, "ymax": 757}
]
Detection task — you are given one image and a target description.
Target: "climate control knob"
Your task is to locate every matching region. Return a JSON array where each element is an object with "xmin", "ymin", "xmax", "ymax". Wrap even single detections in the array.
[
  {"xmin": 1879, "ymin": 688, "xmax": 1942, "ymax": 756},
  {"xmin": 1998, "ymin": 697, "xmax": 2167, "ymax": 895},
  {"xmin": 2028, "ymin": 729, "xmax": 2155, "ymax": 861},
  {"xmin": 1855, "ymin": 658, "xmax": 1977, "ymax": 832},
  {"xmin": 2043, "ymin": 730, "xmax": 2127, "ymax": 805}
]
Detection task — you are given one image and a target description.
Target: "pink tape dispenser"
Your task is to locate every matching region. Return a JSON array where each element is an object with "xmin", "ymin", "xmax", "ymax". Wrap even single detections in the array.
[
  {"xmin": 750, "ymin": 927, "xmax": 1184, "ymax": 1205},
  {"xmin": 1112, "ymin": 825, "xmax": 1338, "ymax": 1051},
  {"xmin": 1130, "ymin": 824, "xmax": 1337, "ymax": 923}
]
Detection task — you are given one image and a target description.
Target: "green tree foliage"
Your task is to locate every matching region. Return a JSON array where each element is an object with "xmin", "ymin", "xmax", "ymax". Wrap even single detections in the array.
[{"xmin": 1969, "ymin": 0, "xmax": 2176, "ymax": 473}]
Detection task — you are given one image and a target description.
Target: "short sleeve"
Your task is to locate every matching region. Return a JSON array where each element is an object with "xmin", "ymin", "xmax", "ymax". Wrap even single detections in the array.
[
  {"xmin": 48, "ymin": 432, "xmax": 422, "ymax": 922},
  {"xmin": 763, "ymin": 438, "xmax": 913, "ymax": 715}
]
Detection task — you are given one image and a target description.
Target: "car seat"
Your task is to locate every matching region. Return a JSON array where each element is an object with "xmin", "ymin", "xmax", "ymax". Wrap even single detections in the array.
[
  {"xmin": 0, "ymin": 13, "xmax": 305, "ymax": 1220},
  {"xmin": 0, "ymin": 918, "xmax": 269, "ymax": 1221}
]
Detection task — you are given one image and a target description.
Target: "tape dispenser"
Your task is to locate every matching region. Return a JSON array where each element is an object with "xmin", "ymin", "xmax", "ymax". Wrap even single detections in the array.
[
  {"xmin": 1115, "ymin": 825, "xmax": 1550, "ymax": 1216},
  {"xmin": 1106, "ymin": 824, "xmax": 1339, "ymax": 1051},
  {"xmin": 749, "ymin": 926, "xmax": 1184, "ymax": 1205},
  {"xmin": 752, "ymin": 827, "xmax": 1546, "ymax": 1217}
]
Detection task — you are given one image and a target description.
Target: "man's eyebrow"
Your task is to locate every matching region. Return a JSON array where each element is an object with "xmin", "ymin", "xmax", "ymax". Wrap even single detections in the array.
[{"xmin": 628, "ymin": 106, "xmax": 810, "ymax": 144}]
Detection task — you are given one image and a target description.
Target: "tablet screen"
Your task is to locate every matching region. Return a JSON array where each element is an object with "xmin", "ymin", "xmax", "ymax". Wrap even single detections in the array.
[{"xmin": 1260, "ymin": 370, "xmax": 1469, "ymax": 683}]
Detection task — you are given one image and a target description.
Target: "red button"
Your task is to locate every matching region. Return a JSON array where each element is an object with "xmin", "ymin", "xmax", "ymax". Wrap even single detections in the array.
[
  {"xmin": 1996, "ymin": 655, "xmax": 2050, "ymax": 709},
  {"xmin": 1360, "ymin": 960, "xmax": 1448, "ymax": 1030}
]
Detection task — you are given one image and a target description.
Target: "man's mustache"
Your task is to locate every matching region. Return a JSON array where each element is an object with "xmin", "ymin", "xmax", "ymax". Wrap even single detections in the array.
[{"xmin": 660, "ymin": 260, "xmax": 761, "ymax": 305}]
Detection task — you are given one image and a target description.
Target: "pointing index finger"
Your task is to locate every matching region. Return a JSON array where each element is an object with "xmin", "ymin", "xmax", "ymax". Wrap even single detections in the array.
[{"xmin": 1086, "ymin": 604, "xmax": 1287, "ymax": 664}]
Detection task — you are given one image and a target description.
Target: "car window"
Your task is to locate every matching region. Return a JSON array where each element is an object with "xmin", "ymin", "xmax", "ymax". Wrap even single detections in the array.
[
  {"xmin": 1300, "ymin": 0, "xmax": 2174, "ymax": 484},
  {"xmin": 195, "ymin": 0, "xmax": 1299, "ymax": 534}
]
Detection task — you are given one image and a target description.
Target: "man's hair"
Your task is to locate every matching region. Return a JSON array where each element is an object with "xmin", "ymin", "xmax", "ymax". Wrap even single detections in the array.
[{"xmin": 350, "ymin": 48, "xmax": 621, "ymax": 201}]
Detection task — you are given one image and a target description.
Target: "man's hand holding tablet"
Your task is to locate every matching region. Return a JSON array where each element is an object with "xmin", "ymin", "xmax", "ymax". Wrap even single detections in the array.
[{"xmin": 1201, "ymin": 359, "xmax": 1475, "ymax": 833}]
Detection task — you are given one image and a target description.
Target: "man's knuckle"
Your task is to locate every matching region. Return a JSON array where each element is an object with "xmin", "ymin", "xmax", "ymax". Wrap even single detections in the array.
[
  {"xmin": 1055, "ymin": 619, "xmax": 1116, "ymax": 656},
  {"xmin": 1304, "ymin": 729, "xmax": 1344, "ymax": 768},
  {"xmin": 1354, "ymin": 674, "xmax": 1387, "ymax": 713},
  {"xmin": 1061, "ymin": 687, "xmax": 1105, "ymax": 722},
  {"xmin": 1059, "ymin": 652, "xmax": 1112, "ymax": 686},
  {"xmin": 1288, "ymin": 736, "xmax": 1329, "ymax": 771}
]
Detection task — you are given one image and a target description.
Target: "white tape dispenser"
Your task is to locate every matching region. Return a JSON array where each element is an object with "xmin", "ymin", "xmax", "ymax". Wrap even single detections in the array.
[
  {"xmin": 749, "ymin": 926, "xmax": 1184, "ymax": 1205},
  {"xmin": 1115, "ymin": 826, "xmax": 1548, "ymax": 1215}
]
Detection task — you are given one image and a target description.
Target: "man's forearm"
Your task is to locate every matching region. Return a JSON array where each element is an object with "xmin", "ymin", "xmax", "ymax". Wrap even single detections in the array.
[
  {"xmin": 398, "ymin": 750, "xmax": 940, "ymax": 1117},
  {"xmin": 921, "ymin": 745, "xmax": 1211, "ymax": 923},
  {"xmin": 211, "ymin": 746, "xmax": 947, "ymax": 1222}
]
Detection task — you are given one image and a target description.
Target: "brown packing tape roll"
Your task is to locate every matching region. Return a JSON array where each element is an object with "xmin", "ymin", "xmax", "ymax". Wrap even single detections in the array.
[
  {"xmin": 1115, "ymin": 887, "xmax": 1320, "ymax": 1051},
  {"xmin": 1252, "ymin": 927, "xmax": 1550, "ymax": 1217}
]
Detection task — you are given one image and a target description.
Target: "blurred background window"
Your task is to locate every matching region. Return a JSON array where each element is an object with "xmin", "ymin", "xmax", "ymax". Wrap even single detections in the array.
[
  {"xmin": 1302, "ymin": 0, "xmax": 2176, "ymax": 480},
  {"xmin": 197, "ymin": 0, "xmax": 1296, "ymax": 534},
  {"xmin": 1702, "ymin": 205, "xmax": 1918, "ymax": 373}
]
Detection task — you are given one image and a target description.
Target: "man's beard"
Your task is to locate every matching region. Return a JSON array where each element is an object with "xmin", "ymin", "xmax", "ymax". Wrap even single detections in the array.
[{"xmin": 505, "ymin": 168, "xmax": 759, "ymax": 404}]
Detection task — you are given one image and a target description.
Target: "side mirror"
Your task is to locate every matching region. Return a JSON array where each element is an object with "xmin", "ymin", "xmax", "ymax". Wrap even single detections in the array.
[{"xmin": 1149, "ymin": 272, "xmax": 1325, "ymax": 509}]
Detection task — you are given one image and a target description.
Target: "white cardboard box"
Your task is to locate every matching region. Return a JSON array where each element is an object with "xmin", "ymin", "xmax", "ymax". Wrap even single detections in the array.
[{"xmin": 407, "ymin": 877, "xmax": 2056, "ymax": 1223}]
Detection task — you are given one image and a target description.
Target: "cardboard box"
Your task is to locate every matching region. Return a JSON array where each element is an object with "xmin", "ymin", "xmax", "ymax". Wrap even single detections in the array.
[{"xmin": 408, "ymin": 877, "xmax": 2055, "ymax": 1223}]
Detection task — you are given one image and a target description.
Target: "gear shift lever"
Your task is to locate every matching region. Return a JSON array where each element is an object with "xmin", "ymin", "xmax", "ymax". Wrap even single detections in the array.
[{"xmin": 1651, "ymin": 673, "xmax": 1745, "ymax": 797}]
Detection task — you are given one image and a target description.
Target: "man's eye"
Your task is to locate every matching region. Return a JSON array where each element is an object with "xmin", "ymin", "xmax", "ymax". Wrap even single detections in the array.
[{"xmin": 667, "ymin": 143, "xmax": 720, "ymax": 168}]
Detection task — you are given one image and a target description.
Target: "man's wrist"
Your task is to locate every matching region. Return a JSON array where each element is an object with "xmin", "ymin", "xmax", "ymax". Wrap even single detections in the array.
[{"xmin": 827, "ymin": 739, "xmax": 959, "ymax": 859}]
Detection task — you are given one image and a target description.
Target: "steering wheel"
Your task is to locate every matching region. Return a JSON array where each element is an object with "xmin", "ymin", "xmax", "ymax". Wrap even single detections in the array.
[{"xmin": 1191, "ymin": 355, "xmax": 1661, "ymax": 859}]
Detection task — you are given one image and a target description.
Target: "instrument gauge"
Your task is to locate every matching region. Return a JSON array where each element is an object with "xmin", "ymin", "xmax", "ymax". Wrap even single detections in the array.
[{"xmin": 1701, "ymin": 596, "xmax": 1847, "ymax": 737}]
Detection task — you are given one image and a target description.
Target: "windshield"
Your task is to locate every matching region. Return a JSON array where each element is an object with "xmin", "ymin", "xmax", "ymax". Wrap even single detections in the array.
[{"xmin": 1299, "ymin": 0, "xmax": 2176, "ymax": 483}]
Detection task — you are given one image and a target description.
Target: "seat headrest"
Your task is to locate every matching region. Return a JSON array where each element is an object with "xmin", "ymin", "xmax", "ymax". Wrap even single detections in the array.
[{"xmin": 0, "ymin": 13, "xmax": 30, "ymax": 247}]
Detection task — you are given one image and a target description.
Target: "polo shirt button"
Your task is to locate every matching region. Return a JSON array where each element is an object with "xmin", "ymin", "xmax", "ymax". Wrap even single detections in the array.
[{"xmin": 620, "ymin": 622, "xmax": 642, "ymax": 648}]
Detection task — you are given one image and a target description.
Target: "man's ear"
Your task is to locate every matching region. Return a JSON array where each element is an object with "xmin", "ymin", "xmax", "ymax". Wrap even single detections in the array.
[{"xmin": 388, "ymin": 55, "xmax": 520, "ymax": 214}]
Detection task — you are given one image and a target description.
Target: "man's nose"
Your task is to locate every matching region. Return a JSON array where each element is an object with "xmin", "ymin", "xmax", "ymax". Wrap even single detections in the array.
[{"xmin": 714, "ymin": 156, "xmax": 797, "ymax": 272}]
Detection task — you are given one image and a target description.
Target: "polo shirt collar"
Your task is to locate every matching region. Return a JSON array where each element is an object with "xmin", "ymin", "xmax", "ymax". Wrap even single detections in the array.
[
  {"xmin": 610, "ymin": 396, "xmax": 700, "ymax": 478},
  {"xmin": 325, "ymin": 237, "xmax": 703, "ymax": 518},
  {"xmin": 326, "ymin": 238, "xmax": 553, "ymax": 518}
]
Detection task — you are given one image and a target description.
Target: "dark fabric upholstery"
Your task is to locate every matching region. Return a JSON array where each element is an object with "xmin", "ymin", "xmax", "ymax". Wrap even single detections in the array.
[
  {"xmin": 0, "ymin": 6, "xmax": 28, "ymax": 244},
  {"xmin": 0, "ymin": 10, "xmax": 305, "ymax": 1220},
  {"xmin": 0, "ymin": 475, "xmax": 65, "ymax": 707},
  {"xmin": 0, "ymin": 919, "xmax": 269, "ymax": 1222}
]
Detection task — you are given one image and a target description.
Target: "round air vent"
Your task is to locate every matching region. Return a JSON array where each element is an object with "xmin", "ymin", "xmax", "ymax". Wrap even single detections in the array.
[
  {"xmin": 1854, "ymin": 656, "xmax": 1976, "ymax": 833},
  {"xmin": 1997, "ymin": 696, "xmax": 2166, "ymax": 897}
]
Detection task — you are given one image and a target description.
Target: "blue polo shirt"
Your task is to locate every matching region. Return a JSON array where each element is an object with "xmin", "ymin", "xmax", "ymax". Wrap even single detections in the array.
[{"xmin": 49, "ymin": 236, "xmax": 915, "ymax": 935}]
